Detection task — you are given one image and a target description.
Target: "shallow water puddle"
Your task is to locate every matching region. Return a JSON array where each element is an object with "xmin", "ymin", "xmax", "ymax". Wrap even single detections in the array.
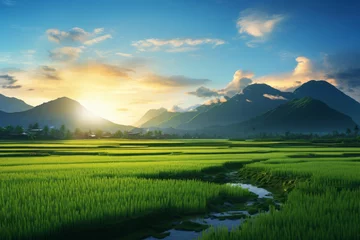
[
  {"xmin": 144, "ymin": 183, "xmax": 273, "ymax": 240},
  {"xmin": 229, "ymin": 183, "xmax": 273, "ymax": 199}
]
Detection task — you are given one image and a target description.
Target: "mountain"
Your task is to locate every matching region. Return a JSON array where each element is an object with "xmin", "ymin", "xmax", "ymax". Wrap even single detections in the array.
[
  {"xmin": 0, "ymin": 94, "xmax": 33, "ymax": 112},
  {"xmin": 0, "ymin": 97, "xmax": 133, "ymax": 132},
  {"xmin": 134, "ymin": 108, "xmax": 167, "ymax": 127},
  {"xmin": 294, "ymin": 80, "xmax": 360, "ymax": 124},
  {"xmin": 179, "ymin": 84, "xmax": 293, "ymax": 129},
  {"xmin": 211, "ymin": 97, "xmax": 356, "ymax": 137},
  {"xmin": 140, "ymin": 111, "xmax": 178, "ymax": 128},
  {"xmin": 138, "ymin": 101, "xmax": 223, "ymax": 129}
]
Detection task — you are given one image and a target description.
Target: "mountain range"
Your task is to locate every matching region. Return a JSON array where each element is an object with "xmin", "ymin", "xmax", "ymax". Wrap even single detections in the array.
[
  {"xmin": 0, "ymin": 80, "xmax": 358, "ymax": 136},
  {"xmin": 0, "ymin": 94, "xmax": 33, "ymax": 112},
  {"xmin": 138, "ymin": 80, "xmax": 360, "ymax": 133},
  {"xmin": 206, "ymin": 97, "xmax": 356, "ymax": 137},
  {"xmin": 0, "ymin": 97, "xmax": 133, "ymax": 132}
]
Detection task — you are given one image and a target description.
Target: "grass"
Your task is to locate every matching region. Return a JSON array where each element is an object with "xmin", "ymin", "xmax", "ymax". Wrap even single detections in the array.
[{"xmin": 0, "ymin": 139, "xmax": 359, "ymax": 239}]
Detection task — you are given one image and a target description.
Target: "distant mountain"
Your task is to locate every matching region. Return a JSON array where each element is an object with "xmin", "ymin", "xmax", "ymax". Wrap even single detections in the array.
[
  {"xmin": 157, "ymin": 112, "xmax": 198, "ymax": 128},
  {"xmin": 294, "ymin": 80, "xmax": 360, "ymax": 124},
  {"xmin": 211, "ymin": 97, "xmax": 356, "ymax": 137},
  {"xmin": 140, "ymin": 111, "xmax": 178, "ymax": 128},
  {"xmin": 139, "ymin": 101, "xmax": 223, "ymax": 129},
  {"xmin": 134, "ymin": 108, "xmax": 167, "ymax": 127},
  {"xmin": 179, "ymin": 84, "xmax": 293, "ymax": 129},
  {"xmin": 0, "ymin": 94, "xmax": 33, "ymax": 112},
  {"xmin": 0, "ymin": 97, "xmax": 133, "ymax": 132}
]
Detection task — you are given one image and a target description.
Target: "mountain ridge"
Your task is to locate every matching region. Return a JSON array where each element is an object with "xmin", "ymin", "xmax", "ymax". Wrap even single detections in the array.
[
  {"xmin": 0, "ymin": 93, "xmax": 33, "ymax": 112},
  {"xmin": 0, "ymin": 97, "xmax": 134, "ymax": 132}
]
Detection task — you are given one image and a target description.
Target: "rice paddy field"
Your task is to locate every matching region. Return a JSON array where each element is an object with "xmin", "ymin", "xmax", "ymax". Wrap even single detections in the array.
[{"xmin": 0, "ymin": 139, "xmax": 359, "ymax": 239}]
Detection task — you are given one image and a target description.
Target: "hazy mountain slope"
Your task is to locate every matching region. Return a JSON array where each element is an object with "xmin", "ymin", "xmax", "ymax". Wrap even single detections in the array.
[
  {"xmin": 212, "ymin": 97, "xmax": 356, "ymax": 137},
  {"xmin": 140, "ymin": 111, "xmax": 178, "ymax": 128},
  {"xmin": 0, "ymin": 94, "xmax": 33, "ymax": 112},
  {"xmin": 142, "ymin": 100, "xmax": 224, "ymax": 128},
  {"xmin": 157, "ymin": 112, "xmax": 199, "ymax": 128},
  {"xmin": 0, "ymin": 97, "xmax": 133, "ymax": 132},
  {"xmin": 134, "ymin": 108, "xmax": 167, "ymax": 127},
  {"xmin": 179, "ymin": 84, "xmax": 293, "ymax": 129},
  {"xmin": 294, "ymin": 80, "xmax": 360, "ymax": 123}
]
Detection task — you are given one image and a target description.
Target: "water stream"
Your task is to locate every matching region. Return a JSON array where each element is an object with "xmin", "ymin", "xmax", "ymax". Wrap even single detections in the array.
[{"xmin": 144, "ymin": 182, "xmax": 274, "ymax": 240}]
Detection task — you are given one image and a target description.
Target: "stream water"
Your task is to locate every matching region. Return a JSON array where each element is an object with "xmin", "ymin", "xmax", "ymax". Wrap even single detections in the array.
[{"xmin": 144, "ymin": 182, "xmax": 274, "ymax": 240}]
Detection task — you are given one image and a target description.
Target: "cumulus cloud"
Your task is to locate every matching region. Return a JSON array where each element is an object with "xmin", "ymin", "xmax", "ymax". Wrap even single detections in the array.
[
  {"xmin": 203, "ymin": 96, "xmax": 228, "ymax": 105},
  {"xmin": 187, "ymin": 86, "xmax": 220, "ymax": 98},
  {"xmin": 49, "ymin": 47, "xmax": 83, "ymax": 62},
  {"xmin": 221, "ymin": 70, "xmax": 254, "ymax": 96},
  {"xmin": 84, "ymin": 34, "xmax": 112, "ymax": 46},
  {"xmin": 254, "ymin": 56, "xmax": 326, "ymax": 91},
  {"xmin": 189, "ymin": 70, "xmax": 254, "ymax": 99},
  {"xmin": 168, "ymin": 104, "xmax": 201, "ymax": 112},
  {"xmin": 237, "ymin": 9, "xmax": 285, "ymax": 47},
  {"xmin": 132, "ymin": 38, "xmax": 225, "ymax": 52},
  {"xmin": 141, "ymin": 74, "xmax": 211, "ymax": 88},
  {"xmin": 0, "ymin": 74, "xmax": 21, "ymax": 89}
]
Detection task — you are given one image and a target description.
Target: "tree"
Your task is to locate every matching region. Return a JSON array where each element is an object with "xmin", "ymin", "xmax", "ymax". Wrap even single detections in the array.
[
  {"xmin": 346, "ymin": 128, "xmax": 352, "ymax": 137},
  {"xmin": 95, "ymin": 129, "xmax": 103, "ymax": 138},
  {"xmin": 145, "ymin": 130, "xmax": 153, "ymax": 138},
  {"xmin": 14, "ymin": 125, "xmax": 24, "ymax": 134},
  {"xmin": 113, "ymin": 130, "xmax": 123, "ymax": 138},
  {"xmin": 43, "ymin": 125, "xmax": 49, "ymax": 136},
  {"xmin": 74, "ymin": 128, "xmax": 83, "ymax": 139},
  {"xmin": 65, "ymin": 130, "xmax": 72, "ymax": 139},
  {"xmin": 354, "ymin": 125, "xmax": 359, "ymax": 137},
  {"xmin": 60, "ymin": 125, "xmax": 66, "ymax": 138},
  {"xmin": 154, "ymin": 130, "xmax": 162, "ymax": 138},
  {"xmin": 33, "ymin": 123, "xmax": 39, "ymax": 129}
]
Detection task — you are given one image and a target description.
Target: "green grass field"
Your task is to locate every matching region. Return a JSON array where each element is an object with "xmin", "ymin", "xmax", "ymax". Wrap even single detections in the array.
[{"xmin": 0, "ymin": 139, "xmax": 359, "ymax": 239}]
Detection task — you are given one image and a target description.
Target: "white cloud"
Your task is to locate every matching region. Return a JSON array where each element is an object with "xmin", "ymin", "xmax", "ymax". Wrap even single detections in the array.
[
  {"xmin": 237, "ymin": 9, "xmax": 285, "ymax": 47},
  {"xmin": 188, "ymin": 70, "xmax": 254, "ymax": 98},
  {"xmin": 203, "ymin": 96, "xmax": 228, "ymax": 105},
  {"xmin": 254, "ymin": 56, "xmax": 327, "ymax": 91},
  {"xmin": 132, "ymin": 38, "xmax": 225, "ymax": 52},
  {"xmin": 263, "ymin": 94, "xmax": 287, "ymax": 100},
  {"xmin": 84, "ymin": 34, "xmax": 112, "ymax": 46},
  {"xmin": 116, "ymin": 52, "xmax": 133, "ymax": 57},
  {"xmin": 94, "ymin": 28, "xmax": 104, "ymax": 34},
  {"xmin": 46, "ymin": 27, "xmax": 108, "ymax": 44},
  {"xmin": 49, "ymin": 47, "xmax": 83, "ymax": 62}
]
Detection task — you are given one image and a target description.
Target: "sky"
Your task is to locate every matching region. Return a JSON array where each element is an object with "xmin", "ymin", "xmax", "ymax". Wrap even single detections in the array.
[{"xmin": 1, "ymin": 0, "xmax": 360, "ymax": 125}]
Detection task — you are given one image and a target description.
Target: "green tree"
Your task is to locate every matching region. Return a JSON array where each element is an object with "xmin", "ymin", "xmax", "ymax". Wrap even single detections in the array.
[
  {"xmin": 14, "ymin": 125, "xmax": 24, "ymax": 134},
  {"xmin": 74, "ymin": 128, "xmax": 83, "ymax": 139},
  {"xmin": 145, "ymin": 130, "xmax": 153, "ymax": 138},
  {"xmin": 113, "ymin": 130, "xmax": 123, "ymax": 138},
  {"xmin": 346, "ymin": 128, "xmax": 352, "ymax": 137},
  {"xmin": 65, "ymin": 130, "xmax": 72, "ymax": 139},
  {"xmin": 43, "ymin": 125, "xmax": 49, "ymax": 136},
  {"xmin": 95, "ymin": 129, "xmax": 103, "ymax": 138},
  {"xmin": 354, "ymin": 125, "xmax": 359, "ymax": 137},
  {"xmin": 60, "ymin": 125, "xmax": 66, "ymax": 138}
]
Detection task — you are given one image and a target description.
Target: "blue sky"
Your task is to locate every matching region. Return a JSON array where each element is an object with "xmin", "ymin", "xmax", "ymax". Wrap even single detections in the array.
[{"xmin": 1, "ymin": 0, "xmax": 360, "ymax": 124}]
